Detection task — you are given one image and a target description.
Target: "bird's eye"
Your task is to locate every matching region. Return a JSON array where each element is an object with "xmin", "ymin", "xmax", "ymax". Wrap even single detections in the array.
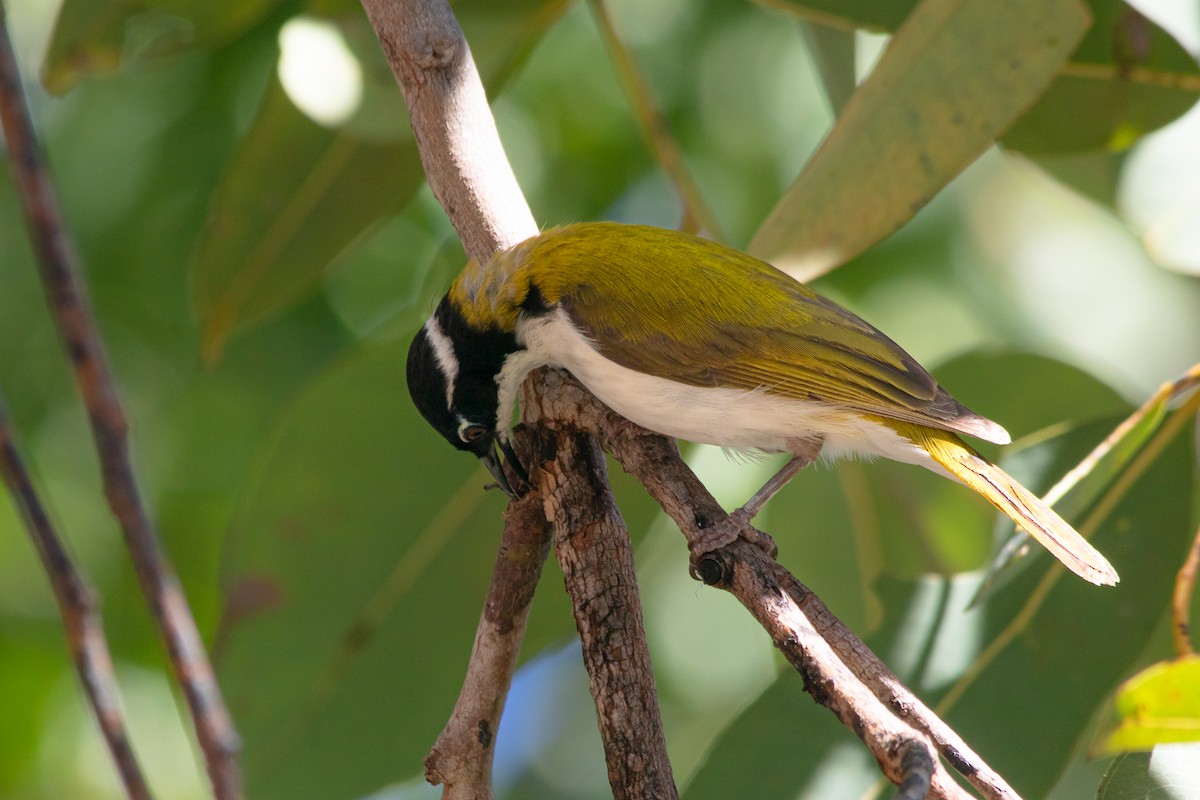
[{"xmin": 458, "ymin": 421, "xmax": 488, "ymax": 443}]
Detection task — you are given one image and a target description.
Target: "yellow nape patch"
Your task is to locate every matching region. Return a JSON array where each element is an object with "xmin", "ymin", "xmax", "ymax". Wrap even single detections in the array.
[{"xmin": 449, "ymin": 245, "xmax": 538, "ymax": 331}]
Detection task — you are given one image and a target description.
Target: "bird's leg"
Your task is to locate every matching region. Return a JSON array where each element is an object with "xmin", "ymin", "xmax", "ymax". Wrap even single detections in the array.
[{"xmin": 689, "ymin": 437, "xmax": 824, "ymax": 560}]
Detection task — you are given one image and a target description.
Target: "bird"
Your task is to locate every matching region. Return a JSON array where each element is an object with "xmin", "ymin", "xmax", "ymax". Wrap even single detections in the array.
[{"xmin": 406, "ymin": 222, "xmax": 1118, "ymax": 586}]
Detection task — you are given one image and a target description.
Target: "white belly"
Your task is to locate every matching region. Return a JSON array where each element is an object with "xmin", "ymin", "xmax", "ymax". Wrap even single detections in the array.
[{"xmin": 519, "ymin": 310, "xmax": 938, "ymax": 471}]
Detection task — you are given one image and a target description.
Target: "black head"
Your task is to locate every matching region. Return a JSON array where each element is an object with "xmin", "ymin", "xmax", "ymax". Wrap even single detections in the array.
[{"xmin": 406, "ymin": 298, "xmax": 527, "ymax": 496}]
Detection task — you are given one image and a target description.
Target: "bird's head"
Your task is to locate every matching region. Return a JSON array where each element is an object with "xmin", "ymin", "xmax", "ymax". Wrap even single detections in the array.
[{"xmin": 406, "ymin": 296, "xmax": 528, "ymax": 497}]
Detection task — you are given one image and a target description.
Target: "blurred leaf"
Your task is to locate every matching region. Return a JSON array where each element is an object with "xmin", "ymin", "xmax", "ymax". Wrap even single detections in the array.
[
  {"xmin": 192, "ymin": 0, "xmax": 568, "ymax": 360},
  {"xmin": 191, "ymin": 76, "xmax": 423, "ymax": 363},
  {"xmin": 1003, "ymin": 4, "xmax": 1200, "ymax": 154},
  {"xmin": 798, "ymin": 21, "xmax": 856, "ymax": 115},
  {"xmin": 752, "ymin": 1, "xmax": 1200, "ymax": 267},
  {"xmin": 936, "ymin": 420, "xmax": 1195, "ymax": 798},
  {"xmin": 1097, "ymin": 744, "xmax": 1200, "ymax": 799},
  {"xmin": 751, "ymin": 0, "xmax": 906, "ymax": 32},
  {"xmin": 748, "ymin": 0, "xmax": 1089, "ymax": 280},
  {"xmin": 215, "ymin": 340, "xmax": 577, "ymax": 800},
  {"xmin": 42, "ymin": 0, "xmax": 287, "ymax": 94},
  {"xmin": 981, "ymin": 364, "xmax": 1199, "ymax": 595},
  {"xmin": 1029, "ymin": 150, "xmax": 1129, "ymax": 207},
  {"xmin": 1100, "ymin": 657, "xmax": 1200, "ymax": 753}
]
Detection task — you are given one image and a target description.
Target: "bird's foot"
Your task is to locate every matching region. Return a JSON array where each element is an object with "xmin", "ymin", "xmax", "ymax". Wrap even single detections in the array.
[{"xmin": 687, "ymin": 506, "xmax": 778, "ymax": 573}]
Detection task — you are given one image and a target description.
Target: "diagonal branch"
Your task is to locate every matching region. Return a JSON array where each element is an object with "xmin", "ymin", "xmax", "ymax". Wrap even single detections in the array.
[
  {"xmin": 425, "ymin": 489, "xmax": 553, "ymax": 799},
  {"xmin": 361, "ymin": 1, "xmax": 1021, "ymax": 797},
  {"xmin": 531, "ymin": 368, "xmax": 1018, "ymax": 799},
  {"xmin": 0, "ymin": 9, "xmax": 241, "ymax": 798},
  {"xmin": 0, "ymin": 398, "xmax": 151, "ymax": 800}
]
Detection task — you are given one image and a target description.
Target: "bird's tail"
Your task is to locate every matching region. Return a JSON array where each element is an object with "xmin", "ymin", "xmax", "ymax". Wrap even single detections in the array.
[{"xmin": 907, "ymin": 426, "xmax": 1119, "ymax": 586}]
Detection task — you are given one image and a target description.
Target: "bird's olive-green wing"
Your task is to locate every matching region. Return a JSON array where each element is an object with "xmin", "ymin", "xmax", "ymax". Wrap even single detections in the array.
[{"xmin": 546, "ymin": 224, "xmax": 1005, "ymax": 442}]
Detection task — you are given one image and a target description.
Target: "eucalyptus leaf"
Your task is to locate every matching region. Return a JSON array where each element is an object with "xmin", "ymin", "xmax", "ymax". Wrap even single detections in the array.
[
  {"xmin": 936, "ymin": 423, "xmax": 1194, "ymax": 798},
  {"xmin": 215, "ymin": 340, "xmax": 578, "ymax": 800},
  {"xmin": 190, "ymin": 0, "xmax": 568, "ymax": 359},
  {"xmin": 749, "ymin": 0, "xmax": 1090, "ymax": 280},
  {"xmin": 1100, "ymin": 657, "xmax": 1200, "ymax": 753},
  {"xmin": 42, "ymin": 0, "xmax": 287, "ymax": 94}
]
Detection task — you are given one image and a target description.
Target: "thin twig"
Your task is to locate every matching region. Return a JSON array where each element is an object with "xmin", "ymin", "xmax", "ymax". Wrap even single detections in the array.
[
  {"xmin": 0, "ymin": 10, "xmax": 241, "ymax": 797},
  {"xmin": 0, "ymin": 398, "xmax": 152, "ymax": 800},
  {"xmin": 425, "ymin": 486, "xmax": 553, "ymax": 799},
  {"xmin": 699, "ymin": 540, "xmax": 970, "ymax": 799},
  {"xmin": 358, "ymin": 0, "xmax": 537, "ymax": 260},
  {"xmin": 531, "ymin": 368, "xmax": 1021, "ymax": 800},
  {"xmin": 1173, "ymin": 522, "xmax": 1200, "ymax": 657},
  {"xmin": 361, "ymin": 0, "xmax": 1018, "ymax": 795},
  {"xmin": 588, "ymin": 0, "xmax": 723, "ymax": 239}
]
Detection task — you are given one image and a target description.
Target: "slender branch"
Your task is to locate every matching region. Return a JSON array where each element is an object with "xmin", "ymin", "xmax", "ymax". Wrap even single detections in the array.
[
  {"xmin": 531, "ymin": 368, "xmax": 1020, "ymax": 800},
  {"xmin": 358, "ymin": 0, "xmax": 538, "ymax": 259},
  {"xmin": 425, "ymin": 486, "xmax": 553, "ymax": 798},
  {"xmin": 361, "ymin": 1, "xmax": 1018, "ymax": 797},
  {"xmin": 526, "ymin": 418, "xmax": 678, "ymax": 799},
  {"xmin": 0, "ymin": 10, "xmax": 241, "ymax": 798},
  {"xmin": 1173, "ymin": 522, "xmax": 1200, "ymax": 657},
  {"xmin": 588, "ymin": 0, "xmax": 723, "ymax": 239},
  {"xmin": 0, "ymin": 398, "xmax": 151, "ymax": 800}
]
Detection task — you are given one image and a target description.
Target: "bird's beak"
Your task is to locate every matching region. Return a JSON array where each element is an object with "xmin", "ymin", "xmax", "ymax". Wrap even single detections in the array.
[{"xmin": 481, "ymin": 437, "xmax": 530, "ymax": 499}]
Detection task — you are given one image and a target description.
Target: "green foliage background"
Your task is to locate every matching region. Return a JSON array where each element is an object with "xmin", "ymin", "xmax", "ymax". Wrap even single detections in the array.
[{"xmin": 1, "ymin": 0, "xmax": 1199, "ymax": 798}]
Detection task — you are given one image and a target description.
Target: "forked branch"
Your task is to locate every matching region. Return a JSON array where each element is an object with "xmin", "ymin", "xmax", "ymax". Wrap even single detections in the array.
[{"xmin": 363, "ymin": 1, "xmax": 1019, "ymax": 798}]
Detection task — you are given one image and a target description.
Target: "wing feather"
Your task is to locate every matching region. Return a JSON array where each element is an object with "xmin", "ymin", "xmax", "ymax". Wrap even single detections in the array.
[{"xmin": 534, "ymin": 224, "xmax": 1008, "ymax": 444}]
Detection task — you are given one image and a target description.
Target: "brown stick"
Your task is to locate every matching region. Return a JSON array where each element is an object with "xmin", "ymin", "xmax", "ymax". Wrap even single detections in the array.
[
  {"xmin": 0, "ymin": 400, "xmax": 152, "ymax": 800},
  {"xmin": 360, "ymin": 1, "xmax": 1018, "ymax": 796},
  {"xmin": 1173, "ymin": 522, "xmax": 1200, "ymax": 657},
  {"xmin": 425, "ymin": 489, "xmax": 553, "ymax": 799},
  {"xmin": 358, "ymin": 0, "xmax": 537, "ymax": 260},
  {"xmin": 529, "ymin": 422, "xmax": 679, "ymax": 799},
  {"xmin": 0, "ymin": 10, "xmax": 241, "ymax": 798},
  {"xmin": 532, "ymin": 369, "xmax": 1020, "ymax": 800}
]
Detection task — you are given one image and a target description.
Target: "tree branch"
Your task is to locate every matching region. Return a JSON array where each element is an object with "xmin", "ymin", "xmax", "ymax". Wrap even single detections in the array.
[
  {"xmin": 532, "ymin": 368, "xmax": 1021, "ymax": 800},
  {"xmin": 361, "ymin": 2, "xmax": 680, "ymax": 796},
  {"xmin": 358, "ymin": 0, "xmax": 537, "ymax": 260},
  {"xmin": 360, "ymin": 1, "xmax": 1021, "ymax": 797},
  {"xmin": 0, "ymin": 9, "xmax": 241, "ymax": 798},
  {"xmin": 0, "ymin": 398, "xmax": 151, "ymax": 800},
  {"xmin": 526, "ymin": 421, "xmax": 678, "ymax": 799},
  {"xmin": 425, "ymin": 489, "xmax": 553, "ymax": 799}
]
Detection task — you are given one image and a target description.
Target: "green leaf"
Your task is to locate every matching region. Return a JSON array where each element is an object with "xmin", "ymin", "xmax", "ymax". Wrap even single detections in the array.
[
  {"xmin": 191, "ymin": 75, "xmax": 424, "ymax": 362},
  {"xmin": 42, "ymin": 0, "xmax": 287, "ymax": 94},
  {"xmin": 192, "ymin": 0, "xmax": 568, "ymax": 359},
  {"xmin": 748, "ymin": 0, "xmax": 1090, "ymax": 280},
  {"xmin": 1101, "ymin": 657, "xmax": 1200, "ymax": 753},
  {"xmin": 1098, "ymin": 744, "xmax": 1200, "ymax": 799},
  {"xmin": 215, "ymin": 340, "xmax": 577, "ymax": 800},
  {"xmin": 979, "ymin": 365, "xmax": 1196, "ymax": 595},
  {"xmin": 1003, "ymin": 4, "xmax": 1200, "ymax": 154},
  {"xmin": 798, "ymin": 22, "xmax": 857, "ymax": 115},
  {"xmin": 936, "ymin": 421, "xmax": 1195, "ymax": 798}
]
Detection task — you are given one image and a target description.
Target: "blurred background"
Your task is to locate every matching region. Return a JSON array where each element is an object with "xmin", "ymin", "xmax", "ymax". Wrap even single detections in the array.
[{"xmin": 1, "ymin": 0, "xmax": 1199, "ymax": 797}]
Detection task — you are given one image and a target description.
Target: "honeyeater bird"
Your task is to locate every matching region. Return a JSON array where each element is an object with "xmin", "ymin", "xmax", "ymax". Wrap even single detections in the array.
[{"xmin": 406, "ymin": 222, "xmax": 1118, "ymax": 586}]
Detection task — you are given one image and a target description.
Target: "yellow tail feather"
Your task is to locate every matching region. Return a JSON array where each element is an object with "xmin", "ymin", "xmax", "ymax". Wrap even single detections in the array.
[{"xmin": 906, "ymin": 427, "xmax": 1119, "ymax": 586}]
